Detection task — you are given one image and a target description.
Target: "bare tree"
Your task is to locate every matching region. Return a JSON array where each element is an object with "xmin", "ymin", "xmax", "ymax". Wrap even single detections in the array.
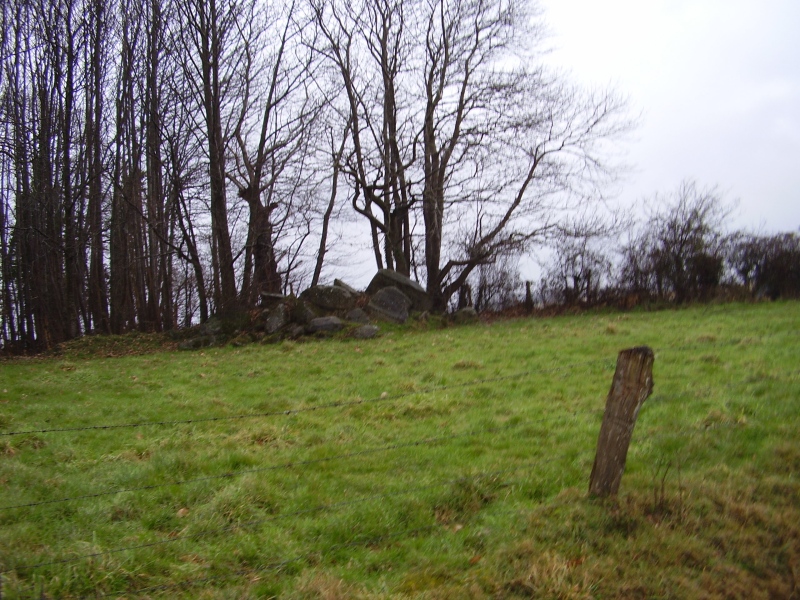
[
  {"xmin": 618, "ymin": 181, "xmax": 730, "ymax": 303},
  {"xmin": 726, "ymin": 231, "xmax": 800, "ymax": 299},
  {"xmin": 311, "ymin": 0, "xmax": 418, "ymax": 275},
  {"xmin": 173, "ymin": 0, "xmax": 246, "ymax": 313},
  {"xmin": 539, "ymin": 235, "xmax": 613, "ymax": 306},
  {"xmin": 314, "ymin": 0, "xmax": 630, "ymax": 310},
  {"xmin": 227, "ymin": 1, "xmax": 323, "ymax": 304}
]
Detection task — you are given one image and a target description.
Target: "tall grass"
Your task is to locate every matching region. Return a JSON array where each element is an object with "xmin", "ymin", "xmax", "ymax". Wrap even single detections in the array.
[{"xmin": 0, "ymin": 301, "xmax": 798, "ymax": 598}]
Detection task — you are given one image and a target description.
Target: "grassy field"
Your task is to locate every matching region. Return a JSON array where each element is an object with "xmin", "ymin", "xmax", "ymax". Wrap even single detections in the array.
[{"xmin": 0, "ymin": 301, "xmax": 798, "ymax": 598}]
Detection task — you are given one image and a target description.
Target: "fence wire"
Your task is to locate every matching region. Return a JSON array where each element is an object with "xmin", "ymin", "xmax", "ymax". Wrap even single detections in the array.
[
  {"xmin": 2, "ymin": 416, "xmax": 572, "ymax": 511},
  {"xmin": 0, "ymin": 359, "xmax": 613, "ymax": 438},
  {"xmin": 2, "ymin": 336, "xmax": 796, "ymax": 598}
]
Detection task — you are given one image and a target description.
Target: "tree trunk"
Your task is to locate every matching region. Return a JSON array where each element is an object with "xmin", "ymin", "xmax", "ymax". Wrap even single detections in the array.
[
  {"xmin": 200, "ymin": 0, "xmax": 238, "ymax": 314},
  {"xmin": 86, "ymin": 0, "xmax": 110, "ymax": 334}
]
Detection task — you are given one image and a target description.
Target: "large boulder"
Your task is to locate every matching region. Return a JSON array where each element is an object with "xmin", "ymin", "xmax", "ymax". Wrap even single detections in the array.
[
  {"xmin": 367, "ymin": 286, "xmax": 411, "ymax": 323},
  {"xmin": 300, "ymin": 285, "xmax": 357, "ymax": 312},
  {"xmin": 366, "ymin": 269, "xmax": 432, "ymax": 312}
]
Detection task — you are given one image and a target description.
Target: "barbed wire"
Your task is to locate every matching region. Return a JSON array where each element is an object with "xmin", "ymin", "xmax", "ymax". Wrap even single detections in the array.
[
  {"xmin": 4, "ymin": 362, "xmax": 796, "ymax": 512},
  {"xmin": 4, "ymin": 334, "xmax": 795, "ymax": 439},
  {"xmin": 0, "ymin": 359, "xmax": 612, "ymax": 438},
  {"xmin": 2, "ymin": 451, "xmax": 582, "ymax": 577},
  {"xmin": 3, "ymin": 335, "xmax": 796, "ymax": 597},
  {"xmin": 2, "ymin": 415, "xmax": 572, "ymax": 511}
]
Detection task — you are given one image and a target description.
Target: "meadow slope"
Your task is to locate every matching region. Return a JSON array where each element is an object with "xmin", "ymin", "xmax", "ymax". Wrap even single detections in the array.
[{"xmin": 0, "ymin": 302, "xmax": 798, "ymax": 598}]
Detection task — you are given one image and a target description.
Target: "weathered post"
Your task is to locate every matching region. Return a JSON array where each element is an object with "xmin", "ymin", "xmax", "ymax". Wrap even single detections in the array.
[{"xmin": 589, "ymin": 346, "xmax": 654, "ymax": 497}]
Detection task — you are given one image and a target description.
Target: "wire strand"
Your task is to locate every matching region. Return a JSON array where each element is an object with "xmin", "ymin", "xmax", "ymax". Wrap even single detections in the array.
[
  {"xmin": 2, "ymin": 416, "xmax": 572, "ymax": 511},
  {"xmin": 0, "ymin": 359, "xmax": 611, "ymax": 437}
]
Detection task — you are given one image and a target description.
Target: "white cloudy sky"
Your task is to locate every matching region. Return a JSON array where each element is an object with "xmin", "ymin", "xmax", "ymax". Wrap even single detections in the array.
[{"xmin": 537, "ymin": 0, "xmax": 800, "ymax": 233}]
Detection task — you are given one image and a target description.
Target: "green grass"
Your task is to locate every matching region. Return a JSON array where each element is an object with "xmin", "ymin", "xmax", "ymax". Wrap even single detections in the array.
[{"xmin": 0, "ymin": 301, "xmax": 799, "ymax": 598}]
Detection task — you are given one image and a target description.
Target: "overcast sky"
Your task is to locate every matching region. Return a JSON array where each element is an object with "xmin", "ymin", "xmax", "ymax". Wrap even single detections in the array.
[{"xmin": 537, "ymin": 0, "xmax": 800, "ymax": 233}]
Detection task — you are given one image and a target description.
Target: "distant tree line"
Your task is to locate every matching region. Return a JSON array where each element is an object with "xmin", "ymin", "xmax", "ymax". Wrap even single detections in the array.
[
  {"xmin": 528, "ymin": 181, "xmax": 800, "ymax": 311},
  {"xmin": 0, "ymin": 0, "xmax": 632, "ymax": 351}
]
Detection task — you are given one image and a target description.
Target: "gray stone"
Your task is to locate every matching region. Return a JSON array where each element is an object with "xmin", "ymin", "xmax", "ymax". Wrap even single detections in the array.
[
  {"xmin": 300, "ymin": 285, "xmax": 357, "ymax": 312},
  {"xmin": 352, "ymin": 324, "xmax": 379, "ymax": 339},
  {"xmin": 291, "ymin": 300, "xmax": 318, "ymax": 325},
  {"xmin": 365, "ymin": 269, "xmax": 432, "ymax": 312},
  {"xmin": 287, "ymin": 325, "xmax": 306, "ymax": 339},
  {"xmin": 178, "ymin": 336, "xmax": 214, "ymax": 350},
  {"xmin": 198, "ymin": 318, "xmax": 223, "ymax": 336},
  {"xmin": 367, "ymin": 286, "xmax": 411, "ymax": 323},
  {"xmin": 264, "ymin": 303, "xmax": 290, "ymax": 334},
  {"xmin": 333, "ymin": 279, "xmax": 361, "ymax": 295},
  {"xmin": 306, "ymin": 316, "xmax": 345, "ymax": 333},
  {"xmin": 229, "ymin": 333, "xmax": 254, "ymax": 347},
  {"xmin": 260, "ymin": 292, "xmax": 287, "ymax": 308},
  {"xmin": 345, "ymin": 307, "xmax": 371, "ymax": 324},
  {"xmin": 451, "ymin": 306, "xmax": 479, "ymax": 324}
]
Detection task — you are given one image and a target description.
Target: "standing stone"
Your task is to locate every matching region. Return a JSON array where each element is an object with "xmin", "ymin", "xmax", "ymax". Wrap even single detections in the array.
[{"xmin": 291, "ymin": 300, "xmax": 318, "ymax": 325}]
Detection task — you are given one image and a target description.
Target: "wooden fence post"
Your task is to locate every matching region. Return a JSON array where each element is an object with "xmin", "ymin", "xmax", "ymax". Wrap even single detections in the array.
[{"xmin": 589, "ymin": 346, "xmax": 654, "ymax": 497}]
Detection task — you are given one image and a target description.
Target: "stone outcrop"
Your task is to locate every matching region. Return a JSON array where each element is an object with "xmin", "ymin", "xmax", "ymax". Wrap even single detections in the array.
[{"xmin": 176, "ymin": 272, "xmax": 478, "ymax": 350}]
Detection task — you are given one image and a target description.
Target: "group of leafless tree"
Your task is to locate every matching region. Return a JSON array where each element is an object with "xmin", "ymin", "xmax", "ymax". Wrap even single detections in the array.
[
  {"xmin": 0, "ymin": 0, "xmax": 632, "ymax": 351},
  {"xmin": 533, "ymin": 180, "xmax": 800, "ymax": 310}
]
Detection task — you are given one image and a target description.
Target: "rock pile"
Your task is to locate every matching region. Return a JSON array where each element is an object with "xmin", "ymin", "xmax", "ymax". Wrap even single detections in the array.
[{"xmin": 179, "ymin": 269, "xmax": 477, "ymax": 350}]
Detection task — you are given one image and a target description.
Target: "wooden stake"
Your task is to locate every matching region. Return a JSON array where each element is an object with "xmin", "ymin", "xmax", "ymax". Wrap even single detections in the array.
[{"xmin": 589, "ymin": 346, "xmax": 654, "ymax": 497}]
